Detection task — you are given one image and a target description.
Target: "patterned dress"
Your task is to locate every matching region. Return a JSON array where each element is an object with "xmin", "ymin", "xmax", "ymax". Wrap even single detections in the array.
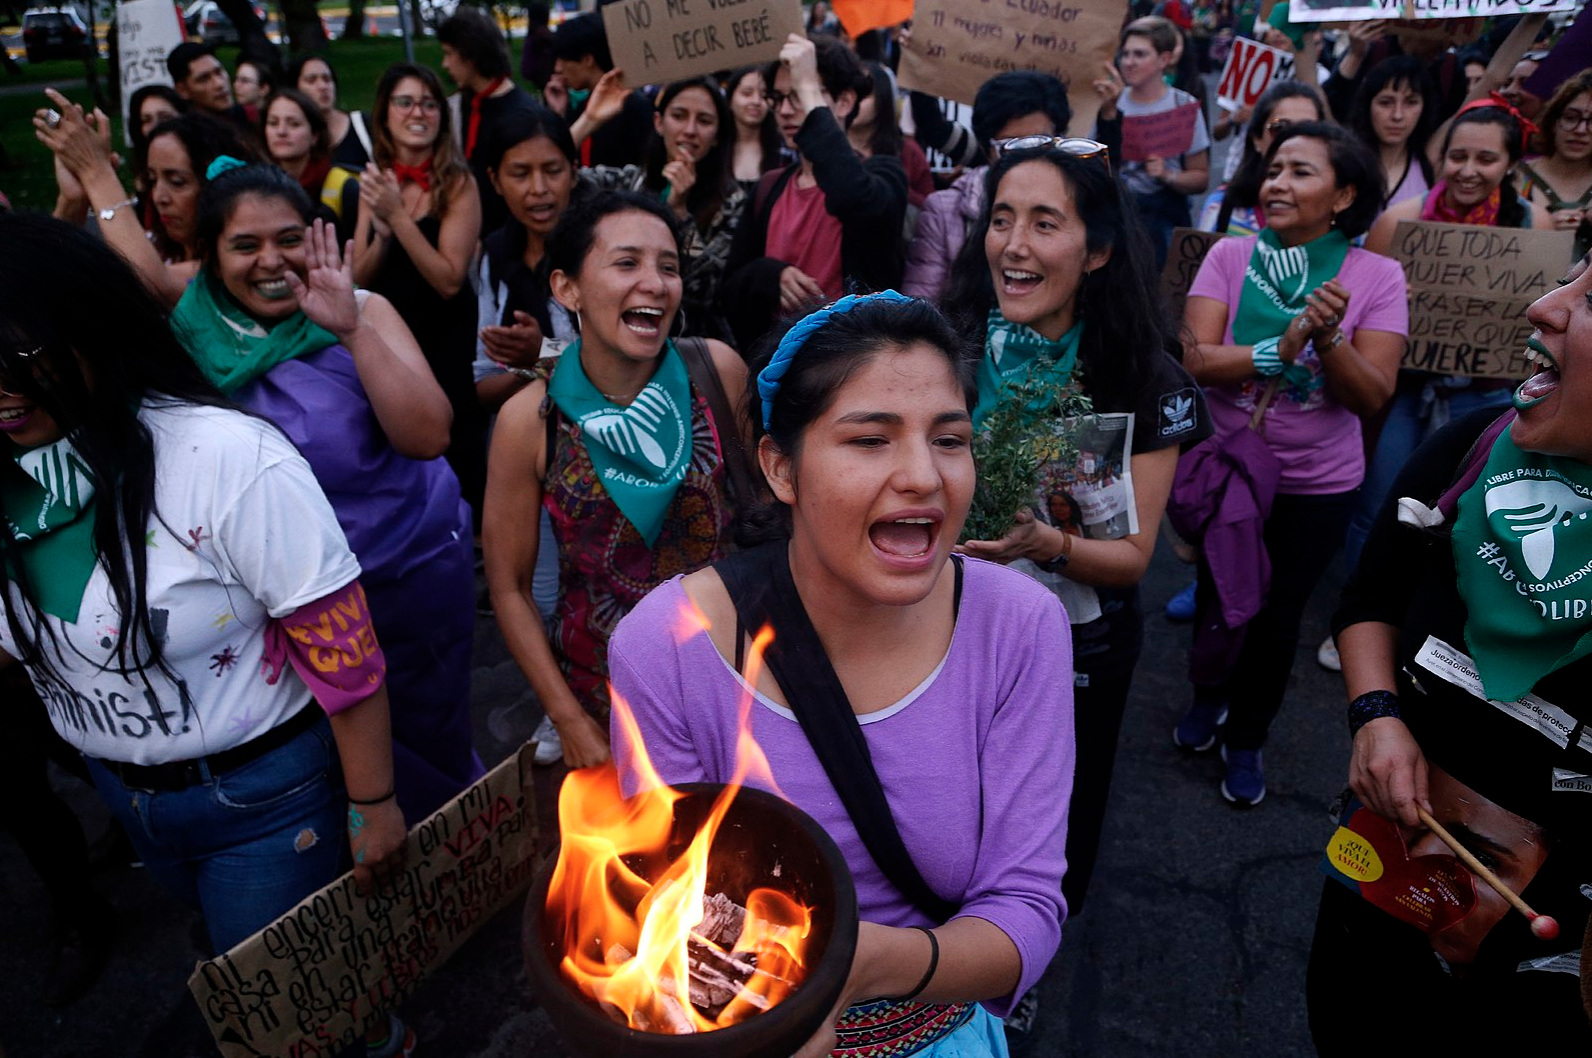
[{"xmin": 542, "ymin": 381, "xmax": 734, "ymax": 719}]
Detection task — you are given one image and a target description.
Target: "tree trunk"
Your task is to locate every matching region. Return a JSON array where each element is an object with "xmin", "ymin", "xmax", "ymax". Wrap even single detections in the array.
[
  {"xmin": 214, "ymin": 0, "xmax": 276, "ymax": 64},
  {"xmin": 341, "ymin": 0, "xmax": 367, "ymax": 40},
  {"xmin": 280, "ymin": 0, "xmax": 329, "ymax": 53}
]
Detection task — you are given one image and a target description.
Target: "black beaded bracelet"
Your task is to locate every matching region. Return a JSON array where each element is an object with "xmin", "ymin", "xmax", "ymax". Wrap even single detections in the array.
[
  {"xmin": 1347, "ymin": 690, "xmax": 1401, "ymax": 736},
  {"xmin": 899, "ymin": 927, "xmax": 940, "ymax": 1002}
]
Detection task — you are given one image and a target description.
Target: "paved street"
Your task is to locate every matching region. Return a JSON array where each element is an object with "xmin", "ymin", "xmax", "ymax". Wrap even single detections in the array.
[{"xmin": 0, "ymin": 538, "xmax": 1350, "ymax": 1058}]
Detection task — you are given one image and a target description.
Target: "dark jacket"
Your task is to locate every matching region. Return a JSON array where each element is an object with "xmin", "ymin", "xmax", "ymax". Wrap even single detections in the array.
[{"xmin": 717, "ymin": 107, "xmax": 907, "ymax": 352}]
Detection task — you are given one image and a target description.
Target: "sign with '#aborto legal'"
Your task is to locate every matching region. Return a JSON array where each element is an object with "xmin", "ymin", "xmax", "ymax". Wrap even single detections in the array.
[
  {"xmin": 602, "ymin": 0, "xmax": 802, "ymax": 86},
  {"xmin": 1216, "ymin": 37, "xmax": 1294, "ymax": 112},
  {"xmin": 899, "ymin": 0, "xmax": 1126, "ymax": 137},
  {"xmin": 1392, "ymin": 220, "xmax": 1573, "ymax": 379},
  {"xmin": 117, "ymin": 0, "xmax": 186, "ymax": 144},
  {"xmin": 187, "ymin": 746, "xmax": 539, "ymax": 1057},
  {"xmin": 1288, "ymin": 0, "xmax": 1572, "ymax": 22}
]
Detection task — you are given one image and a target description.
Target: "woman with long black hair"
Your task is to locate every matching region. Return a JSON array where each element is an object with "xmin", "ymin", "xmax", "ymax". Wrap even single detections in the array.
[
  {"xmin": 1346, "ymin": 56, "xmax": 1441, "ymax": 221},
  {"xmin": 944, "ymin": 141, "xmax": 1211, "ymax": 912},
  {"xmin": 0, "ymin": 211, "xmax": 404, "ymax": 956}
]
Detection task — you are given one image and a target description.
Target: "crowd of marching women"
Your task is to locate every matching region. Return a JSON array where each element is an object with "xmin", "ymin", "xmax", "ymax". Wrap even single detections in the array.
[{"xmin": 5, "ymin": 0, "xmax": 1592, "ymax": 1054}]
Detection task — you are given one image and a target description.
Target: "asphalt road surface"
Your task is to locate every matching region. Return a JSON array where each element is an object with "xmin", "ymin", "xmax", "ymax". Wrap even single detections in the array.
[{"xmin": 0, "ymin": 537, "xmax": 1352, "ymax": 1058}]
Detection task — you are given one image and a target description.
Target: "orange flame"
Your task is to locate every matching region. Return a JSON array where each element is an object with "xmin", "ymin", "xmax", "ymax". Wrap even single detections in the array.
[{"xmin": 546, "ymin": 612, "xmax": 812, "ymax": 1033}]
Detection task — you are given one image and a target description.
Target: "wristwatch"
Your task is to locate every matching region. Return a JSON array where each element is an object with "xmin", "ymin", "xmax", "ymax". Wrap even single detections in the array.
[
  {"xmin": 98, "ymin": 198, "xmax": 136, "ymax": 221},
  {"xmin": 1314, "ymin": 329, "xmax": 1347, "ymax": 352}
]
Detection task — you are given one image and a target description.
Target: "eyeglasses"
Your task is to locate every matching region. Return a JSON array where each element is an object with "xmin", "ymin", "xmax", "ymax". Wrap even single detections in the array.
[
  {"xmin": 763, "ymin": 90, "xmax": 798, "ymax": 110},
  {"xmin": 0, "ymin": 345, "xmax": 41, "ymax": 397},
  {"xmin": 1558, "ymin": 109, "xmax": 1592, "ymax": 132},
  {"xmin": 992, "ymin": 136, "xmax": 1111, "ymax": 166},
  {"xmin": 391, "ymin": 95, "xmax": 440, "ymax": 114}
]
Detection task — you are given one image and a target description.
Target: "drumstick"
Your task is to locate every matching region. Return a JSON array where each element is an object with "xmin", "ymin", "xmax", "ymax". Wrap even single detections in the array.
[{"xmin": 1416, "ymin": 806, "xmax": 1559, "ymax": 941}]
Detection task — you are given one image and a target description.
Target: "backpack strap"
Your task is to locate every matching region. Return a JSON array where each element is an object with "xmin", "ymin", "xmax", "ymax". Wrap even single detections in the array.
[
  {"xmin": 676, "ymin": 337, "xmax": 756, "ymax": 517},
  {"xmin": 716, "ymin": 542, "xmax": 961, "ymax": 924},
  {"xmin": 350, "ymin": 110, "xmax": 374, "ymax": 160},
  {"xmin": 754, "ymin": 164, "xmax": 797, "ymax": 227}
]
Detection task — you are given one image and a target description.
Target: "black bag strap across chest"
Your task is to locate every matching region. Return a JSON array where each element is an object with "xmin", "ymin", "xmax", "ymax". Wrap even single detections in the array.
[{"xmin": 714, "ymin": 541, "xmax": 960, "ymax": 924}]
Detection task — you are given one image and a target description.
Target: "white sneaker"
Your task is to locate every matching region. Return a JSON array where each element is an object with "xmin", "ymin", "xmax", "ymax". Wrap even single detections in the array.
[
  {"xmin": 532, "ymin": 715, "xmax": 563, "ymax": 766},
  {"xmin": 1317, "ymin": 636, "xmax": 1342, "ymax": 672}
]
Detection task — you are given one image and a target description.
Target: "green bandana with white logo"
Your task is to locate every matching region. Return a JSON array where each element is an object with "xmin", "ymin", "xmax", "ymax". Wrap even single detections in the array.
[
  {"xmin": 547, "ymin": 339, "xmax": 693, "ymax": 546},
  {"xmin": 973, "ymin": 310, "xmax": 1082, "ymax": 431},
  {"xmin": 1451, "ymin": 427, "xmax": 1592, "ymax": 701},
  {"xmin": 2, "ymin": 437, "xmax": 98, "ymax": 622}
]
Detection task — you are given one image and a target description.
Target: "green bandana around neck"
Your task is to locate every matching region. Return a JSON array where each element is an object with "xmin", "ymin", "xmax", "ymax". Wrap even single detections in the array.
[
  {"xmin": 547, "ymin": 339, "xmax": 694, "ymax": 546},
  {"xmin": 2, "ymin": 437, "xmax": 98, "ymax": 622},
  {"xmin": 973, "ymin": 310, "xmax": 1082, "ymax": 431},
  {"xmin": 1232, "ymin": 227, "xmax": 1349, "ymax": 346},
  {"xmin": 170, "ymin": 269, "xmax": 337, "ymax": 395},
  {"xmin": 1451, "ymin": 428, "xmax": 1592, "ymax": 701}
]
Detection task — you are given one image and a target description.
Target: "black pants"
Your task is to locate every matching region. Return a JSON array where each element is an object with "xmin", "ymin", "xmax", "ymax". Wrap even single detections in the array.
[
  {"xmin": 1196, "ymin": 489, "xmax": 1356, "ymax": 751},
  {"xmin": 1063, "ymin": 668, "xmax": 1134, "ymax": 915},
  {"xmin": 0, "ymin": 669, "xmax": 100, "ymax": 923}
]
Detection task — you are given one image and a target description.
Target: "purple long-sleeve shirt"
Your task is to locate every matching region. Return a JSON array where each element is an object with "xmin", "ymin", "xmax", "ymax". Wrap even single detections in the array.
[{"xmin": 607, "ymin": 557, "xmax": 1074, "ymax": 1014}]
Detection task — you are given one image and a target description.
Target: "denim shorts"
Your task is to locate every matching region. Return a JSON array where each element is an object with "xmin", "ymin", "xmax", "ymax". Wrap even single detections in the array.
[{"xmin": 86, "ymin": 714, "xmax": 347, "ymax": 953}]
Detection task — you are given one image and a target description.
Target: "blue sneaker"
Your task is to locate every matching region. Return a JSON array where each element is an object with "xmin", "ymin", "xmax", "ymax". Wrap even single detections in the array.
[
  {"xmin": 1173, "ymin": 699, "xmax": 1227, "ymax": 752},
  {"xmin": 1165, "ymin": 580, "xmax": 1197, "ymax": 621},
  {"xmin": 1220, "ymin": 747, "xmax": 1266, "ymax": 806}
]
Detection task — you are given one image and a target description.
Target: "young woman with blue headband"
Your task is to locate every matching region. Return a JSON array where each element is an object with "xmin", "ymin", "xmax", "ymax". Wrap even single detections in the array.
[{"xmin": 607, "ymin": 291, "xmax": 1071, "ymax": 1058}]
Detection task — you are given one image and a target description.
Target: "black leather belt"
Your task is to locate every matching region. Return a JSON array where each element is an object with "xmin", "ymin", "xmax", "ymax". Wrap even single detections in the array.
[{"xmin": 98, "ymin": 703, "xmax": 322, "ymax": 792}]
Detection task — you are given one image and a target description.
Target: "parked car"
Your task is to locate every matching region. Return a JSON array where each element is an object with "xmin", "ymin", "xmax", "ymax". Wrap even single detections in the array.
[
  {"xmin": 183, "ymin": 0, "xmax": 265, "ymax": 45},
  {"xmin": 21, "ymin": 6, "xmax": 90, "ymax": 62}
]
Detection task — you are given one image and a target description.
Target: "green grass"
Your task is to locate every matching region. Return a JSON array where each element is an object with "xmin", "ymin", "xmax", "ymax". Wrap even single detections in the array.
[{"xmin": 2, "ymin": 36, "xmax": 443, "ymax": 212}]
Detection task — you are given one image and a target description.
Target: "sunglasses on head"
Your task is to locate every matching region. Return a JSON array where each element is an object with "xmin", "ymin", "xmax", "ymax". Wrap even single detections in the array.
[{"xmin": 993, "ymin": 136, "xmax": 1111, "ymax": 169}]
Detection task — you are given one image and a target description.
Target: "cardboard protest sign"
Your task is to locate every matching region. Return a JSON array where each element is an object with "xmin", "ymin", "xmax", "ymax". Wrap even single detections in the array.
[
  {"xmin": 1121, "ymin": 101, "xmax": 1199, "ymax": 162},
  {"xmin": 1161, "ymin": 227, "xmax": 1226, "ymax": 321},
  {"xmin": 1216, "ymin": 36, "xmax": 1295, "ymax": 112},
  {"xmin": 1384, "ymin": 15, "xmax": 1481, "ymax": 45},
  {"xmin": 1391, "ymin": 220, "xmax": 1573, "ymax": 379},
  {"xmin": 899, "ymin": 0, "xmax": 1126, "ymax": 137},
  {"xmin": 117, "ymin": 0, "xmax": 187, "ymax": 145},
  {"xmin": 188, "ymin": 746, "xmax": 540, "ymax": 1057},
  {"xmin": 1289, "ymin": 0, "xmax": 1572, "ymax": 20},
  {"xmin": 602, "ymin": 0, "xmax": 802, "ymax": 87}
]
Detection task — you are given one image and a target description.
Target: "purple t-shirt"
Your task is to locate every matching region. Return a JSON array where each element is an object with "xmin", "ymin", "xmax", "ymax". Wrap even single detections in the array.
[
  {"xmin": 607, "ymin": 558, "xmax": 1073, "ymax": 1016},
  {"xmin": 1189, "ymin": 236, "xmax": 1409, "ymax": 494}
]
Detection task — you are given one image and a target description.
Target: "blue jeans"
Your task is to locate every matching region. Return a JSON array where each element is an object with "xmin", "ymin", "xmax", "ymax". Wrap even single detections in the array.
[
  {"xmin": 85, "ymin": 714, "xmax": 347, "ymax": 953},
  {"xmin": 1342, "ymin": 382, "xmax": 1513, "ymax": 572}
]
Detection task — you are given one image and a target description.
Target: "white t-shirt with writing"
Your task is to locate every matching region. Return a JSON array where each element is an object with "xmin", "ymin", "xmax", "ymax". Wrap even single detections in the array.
[{"xmin": 0, "ymin": 402, "xmax": 361, "ymax": 764}]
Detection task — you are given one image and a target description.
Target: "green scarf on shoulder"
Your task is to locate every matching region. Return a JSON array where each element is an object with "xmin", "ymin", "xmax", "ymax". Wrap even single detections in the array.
[
  {"xmin": 1451, "ymin": 428, "xmax": 1592, "ymax": 701},
  {"xmin": 2, "ymin": 437, "xmax": 97, "ymax": 622},
  {"xmin": 973, "ymin": 310, "xmax": 1083, "ymax": 431},
  {"xmin": 170, "ymin": 269, "xmax": 336, "ymax": 395},
  {"xmin": 547, "ymin": 340, "xmax": 694, "ymax": 546}
]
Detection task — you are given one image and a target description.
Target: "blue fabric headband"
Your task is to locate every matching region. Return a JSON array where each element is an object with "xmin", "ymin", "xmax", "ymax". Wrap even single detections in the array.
[
  {"xmin": 757, "ymin": 290, "xmax": 913, "ymax": 431},
  {"xmin": 205, "ymin": 154, "xmax": 248, "ymax": 181}
]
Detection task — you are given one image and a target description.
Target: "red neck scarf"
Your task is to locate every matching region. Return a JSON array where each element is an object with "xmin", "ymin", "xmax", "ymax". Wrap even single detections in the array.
[
  {"xmin": 297, "ymin": 155, "xmax": 332, "ymax": 197},
  {"xmin": 465, "ymin": 77, "xmax": 507, "ymax": 159},
  {"xmin": 392, "ymin": 158, "xmax": 433, "ymax": 192},
  {"xmin": 1421, "ymin": 180, "xmax": 1502, "ymax": 227}
]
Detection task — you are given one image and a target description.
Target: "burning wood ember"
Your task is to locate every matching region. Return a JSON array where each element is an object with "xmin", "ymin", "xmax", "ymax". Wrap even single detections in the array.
[{"xmin": 595, "ymin": 892, "xmax": 799, "ymax": 1030}]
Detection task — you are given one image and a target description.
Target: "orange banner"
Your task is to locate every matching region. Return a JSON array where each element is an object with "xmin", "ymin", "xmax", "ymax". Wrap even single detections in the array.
[{"xmin": 832, "ymin": 0, "xmax": 913, "ymax": 37}]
